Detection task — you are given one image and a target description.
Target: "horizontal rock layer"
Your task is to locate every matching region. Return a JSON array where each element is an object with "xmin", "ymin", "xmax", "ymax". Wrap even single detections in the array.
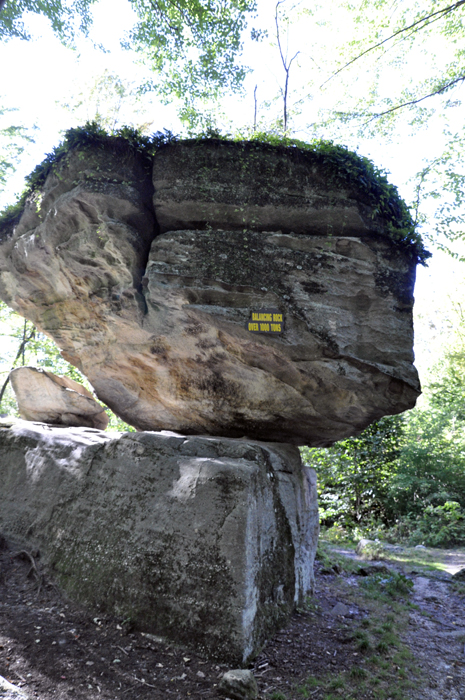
[
  {"xmin": 0, "ymin": 421, "xmax": 319, "ymax": 663},
  {"xmin": 0, "ymin": 140, "xmax": 420, "ymax": 443},
  {"xmin": 153, "ymin": 140, "xmax": 397, "ymax": 236}
]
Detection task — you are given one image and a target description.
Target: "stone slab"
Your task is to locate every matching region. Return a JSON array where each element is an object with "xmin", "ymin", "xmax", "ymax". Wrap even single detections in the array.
[
  {"xmin": 0, "ymin": 676, "xmax": 28, "ymax": 699},
  {"xmin": 9, "ymin": 367, "xmax": 108, "ymax": 430}
]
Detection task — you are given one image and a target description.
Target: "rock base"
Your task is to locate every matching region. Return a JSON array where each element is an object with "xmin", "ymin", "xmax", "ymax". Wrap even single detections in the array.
[{"xmin": 0, "ymin": 421, "xmax": 318, "ymax": 663}]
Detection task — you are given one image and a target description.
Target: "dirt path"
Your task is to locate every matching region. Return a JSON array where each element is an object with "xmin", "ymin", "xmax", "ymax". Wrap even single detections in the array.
[
  {"xmin": 329, "ymin": 543, "xmax": 465, "ymax": 575},
  {"xmin": 1, "ymin": 536, "xmax": 465, "ymax": 699},
  {"xmin": 329, "ymin": 542, "xmax": 465, "ymax": 700},
  {"xmin": 421, "ymin": 548, "xmax": 465, "ymax": 575},
  {"xmin": 404, "ymin": 573, "xmax": 465, "ymax": 700}
]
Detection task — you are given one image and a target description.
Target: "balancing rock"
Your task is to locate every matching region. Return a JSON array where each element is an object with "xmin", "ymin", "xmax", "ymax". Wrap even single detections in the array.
[{"xmin": 0, "ymin": 138, "xmax": 421, "ymax": 444}]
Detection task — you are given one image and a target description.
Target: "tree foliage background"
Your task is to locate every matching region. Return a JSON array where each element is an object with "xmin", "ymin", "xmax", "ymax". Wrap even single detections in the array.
[{"xmin": 301, "ymin": 299, "xmax": 465, "ymax": 547}]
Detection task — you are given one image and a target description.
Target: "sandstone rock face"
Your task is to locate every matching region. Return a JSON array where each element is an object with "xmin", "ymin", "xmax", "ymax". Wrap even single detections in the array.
[
  {"xmin": 153, "ymin": 140, "xmax": 397, "ymax": 236},
  {"xmin": 9, "ymin": 367, "xmax": 108, "ymax": 430},
  {"xmin": 0, "ymin": 142, "xmax": 155, "ymax": 427},
  {"xmin": 0, "ymin": 140, "xmax": 420, "ymax": 444},
  {"xmin": 0, "ymin": 421, "xmax": 319, "ymax": 663}
]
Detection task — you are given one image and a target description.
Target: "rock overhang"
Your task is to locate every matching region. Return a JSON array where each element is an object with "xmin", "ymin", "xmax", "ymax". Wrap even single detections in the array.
[{"xmin": 0, "ymin": 129, "xmax": 428, "ymax": 444}]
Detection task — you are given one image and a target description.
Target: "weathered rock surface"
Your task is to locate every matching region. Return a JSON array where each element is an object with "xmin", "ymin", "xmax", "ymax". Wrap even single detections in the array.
[
  {"xmin": 452, "ymin": 568, "xmax": 465, "ymax": 581},
  {"xmin": 0, "ymin": 420, "xmax": 319, "ymax": 663},
  {"xmin": 153, "ymin": 140, "xmax": 400, "ymax": 236},
  {"xmin": 0, "ymin": 139, "xmax": 420, "ymax": 444},
  {"xmin": 0, "ymin": 676, "xmax": 28, "ymax": 700},
  {"xmin": 356, "ymin": 538, "xmax": 404, "ymax": 558},
  {"xmin": 218, "ymin": 669, "xmax": 258, "ymax": 699},
  {"xmin": 9, "ymin": 367, "xmax": 108, "ymax": 430}
]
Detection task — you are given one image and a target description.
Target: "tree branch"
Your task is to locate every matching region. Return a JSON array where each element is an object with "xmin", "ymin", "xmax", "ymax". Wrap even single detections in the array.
[
  {"xmin": 321, "ymin": 0, "xmax": 465, "ymax": 88},
  {"xmin": 412, "ymin": 160, "xmax": 440, "ymax": 228},
  {"xmin": 363, "ymin": 74, "xmax": 465, "ymax": 123},
  {"xmin": 148, "ymin": 0, "xmax": 180, "ymax": 34},
  {"xmin": 253, "ymin": 83, "xmax": 258, "ymax": 131},
  {"xmin": 21, "ymin": 319, "xmax": 26, "ymax": 365},
  {"xmin": 0, "ymin": 324, "xmax": 35, "ymax": 408},
  {"xmin": 0, "ymin": 375, "xmax": 10, "ymax": 407},
  {"xmin": 275, "ymin": 0, "xmax": 287, "ymax": 73},
  {"xmin": 275, "ymin": 0, "xmax": 299, "ymax": 133}
]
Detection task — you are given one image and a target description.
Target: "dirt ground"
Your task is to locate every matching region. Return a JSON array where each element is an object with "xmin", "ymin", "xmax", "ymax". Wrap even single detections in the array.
[{"xmin": 1, "ymin": 535, "xmax": 465, "ymax": 700}]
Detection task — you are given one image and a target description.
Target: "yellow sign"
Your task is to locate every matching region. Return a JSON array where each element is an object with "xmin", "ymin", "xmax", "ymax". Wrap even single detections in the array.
[{"xmin": 247, "ymin": 308, "xmax": 284, "ymax": 335}]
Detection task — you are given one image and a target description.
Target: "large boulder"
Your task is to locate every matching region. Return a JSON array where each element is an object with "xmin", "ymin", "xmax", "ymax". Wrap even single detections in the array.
[
  {"xmin": 0, "ymin": 138, "xmax": 421, "ymax": 444},
  {"xmin": 9, "ymin": 366, "xmax": 108, "ymax": 430},
  {"xmin": 0, "ymin": 420, "xmax": 319, "ymax": 663}
]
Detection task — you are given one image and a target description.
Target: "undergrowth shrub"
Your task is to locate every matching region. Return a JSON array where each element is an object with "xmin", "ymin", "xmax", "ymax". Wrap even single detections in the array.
[{"xmin": 392, "ymin": 501, "xmax": 465, "ymax": 546}]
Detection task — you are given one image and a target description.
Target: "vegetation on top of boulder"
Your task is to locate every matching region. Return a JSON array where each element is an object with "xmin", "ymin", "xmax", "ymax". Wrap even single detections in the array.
[
  {"xmin": 23, "ymin": 123, "xmax": 173, "ymax": 188},
  {"xmin": 0, "ymin": 122, "xmax": 430, "ymax": 264},
  {"xmin": 0, "ymin": 122, "xmax": 177, "ymax": 231}
]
